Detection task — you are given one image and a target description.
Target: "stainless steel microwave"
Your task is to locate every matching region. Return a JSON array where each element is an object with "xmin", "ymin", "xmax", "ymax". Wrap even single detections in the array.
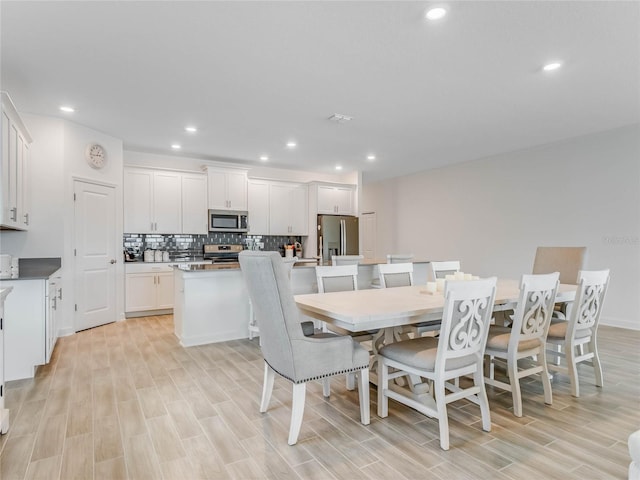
[{"xmin": 208, "ymin": 210, "xmax": 249, "ymax": 233}]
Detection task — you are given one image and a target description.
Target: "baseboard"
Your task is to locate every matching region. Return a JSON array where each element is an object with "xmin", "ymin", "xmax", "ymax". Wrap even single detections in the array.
[
  {"xmin": 600, "ymin": 316, "xmax": 640, "ymax": 331},
  {"xmin": 57, "ymin": 327, "xmax": 75, "ymax": 337},
  {"xmin": 125, "ymin": 309, "xmax": 172, "ymax": 318},
  {"xmin": 179, "ymin": 330, "xmax": 248, "ymax": 347}
]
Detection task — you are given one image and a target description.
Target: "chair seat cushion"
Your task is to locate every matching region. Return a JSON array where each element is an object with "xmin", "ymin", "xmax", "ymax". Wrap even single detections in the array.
[
  {"xmin": 486, "ymin": 326, "xmax": 540, "ymax": 352},
  {"xmin": 547, "ymin": 320, "xmax": 592, "ymax": 340},
  {"xmin": 379, "ymin": 336, "xmax": 476, "ymax": 371}
]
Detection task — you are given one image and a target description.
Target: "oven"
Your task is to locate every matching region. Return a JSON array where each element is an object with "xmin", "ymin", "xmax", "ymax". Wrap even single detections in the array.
[{"xmin": 203, "ymin": 244, "xmax": 243, "ymax": 268}]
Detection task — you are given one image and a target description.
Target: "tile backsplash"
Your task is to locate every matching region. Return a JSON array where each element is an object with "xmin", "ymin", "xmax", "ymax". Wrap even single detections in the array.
[{"xmin": 123, "ymin": 233, "xmax": 302, "ymax": 258}]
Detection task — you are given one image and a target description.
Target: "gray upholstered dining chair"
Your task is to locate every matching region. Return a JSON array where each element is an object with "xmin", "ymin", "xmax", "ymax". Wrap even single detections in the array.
[
  {"xmin": 377, "ymin": 262, "xmax": 414, "ymax": 288},
  {"xmin": 331, "ymin": 254, "xmax": 364, "ymax": 266},
  {"xmin": 239, "ymin": 251, "xmax": 370, "ymax": 445},
  {"xmin": 377, "ymin": 277, "xmax": 497, "ymax": 450},
  {"xmin": 532, "ymin": 246, "xmax": 587, "ymax": 320},
  {"xmin": 371, "ymin": 253, "xmax": 414, "ymax": 288},
  {"xmin": 484, "ymin": 272, "xmax": 559, "ymax": 417},
  {"xmin": 546, "ymin": 269, "xmax": 610, "ymax": 397}
]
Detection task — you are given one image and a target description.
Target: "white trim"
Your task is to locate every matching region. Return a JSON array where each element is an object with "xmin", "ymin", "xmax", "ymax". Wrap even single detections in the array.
[{"xmin": 600, "ymin": 317, "xmax": 640, "ymax": 331}]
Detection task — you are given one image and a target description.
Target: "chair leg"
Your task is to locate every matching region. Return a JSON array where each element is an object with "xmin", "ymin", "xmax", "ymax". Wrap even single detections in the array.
[
  {"xmin": 288, "ymin": 383, "xmax": 306, "ymax": 445},
  {"xmin": 377, "ymin": 360, "xmax": 389, "ymax": 418},
  {"xmin": 554, "ymin": 343, "xmax": 561, "ymax": 366},
  {"xmin": 474, "ymin": 367, "xmax": 491, "ymax": 433},
  {"xmin": 358, "ymin": 368, "xmax": 370, "ymax": 425},
  {"xmin": 322, "ymin": 378, "xmax": 331, "ymax": 398},
  {"xmin": 508, "ymin": 358, "xmax": 523, "ymax": 417},
  {"xmin": 591, "ymin": 339, "xmax": 604, "ymax": 388},
  {"xmin": 260, "ymin": 363, "xmax": 275, "ymax": 413},
  {"xmin": 434, "ymin": 378, "xmax": 450, "ymax": 450},
  {"xmin": 539, "ymin": 348, "xmax": 553, "ymax": 406},
  {"xmin": 346, "ymin": 372, "xmax": 356, "ymax": 391},
  {"xmin": 566, "ymin": 343, "xmax": 580, "ymax": 398}
]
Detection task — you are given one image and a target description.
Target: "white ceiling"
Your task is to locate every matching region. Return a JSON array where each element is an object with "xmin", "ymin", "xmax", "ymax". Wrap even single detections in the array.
[{"xmin": 1, "ymin": 1, "xmax": 639, "ymax": 183}]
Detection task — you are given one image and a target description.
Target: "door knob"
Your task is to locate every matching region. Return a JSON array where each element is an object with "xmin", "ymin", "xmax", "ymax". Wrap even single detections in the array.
[{"xmin": 110, "ymin": 259, "xmax": 116, "ymax": 264}]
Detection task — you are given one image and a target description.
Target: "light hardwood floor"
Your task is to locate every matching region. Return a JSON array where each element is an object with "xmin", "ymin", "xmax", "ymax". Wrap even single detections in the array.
[{"xmin": 1, "ymin": 315, "xmax": 638, "ymax": 480}]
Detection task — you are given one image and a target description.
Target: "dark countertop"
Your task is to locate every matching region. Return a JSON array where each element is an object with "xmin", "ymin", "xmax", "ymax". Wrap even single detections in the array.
[{"xmin": 0, "ymin": 257, "xmax": 62, "ymax": 281}]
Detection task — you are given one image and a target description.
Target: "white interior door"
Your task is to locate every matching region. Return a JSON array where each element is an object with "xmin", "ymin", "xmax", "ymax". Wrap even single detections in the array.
[
  {"xmin": 74, "ymin": 180, "xmax": 117, "ymax": 331},
  {"xmin": 361, "ymin": 212, "xmax": 377, "ymax": 261}
]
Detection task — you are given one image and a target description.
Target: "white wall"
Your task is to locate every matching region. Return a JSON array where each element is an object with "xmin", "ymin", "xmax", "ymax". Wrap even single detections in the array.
[
  {"xmin": 362, "ymin": 125, "xmax": 640, "ymax": 329},
  {"xmin": 0, "ymin": 114, "xmax": 124, "ymax": 335}
]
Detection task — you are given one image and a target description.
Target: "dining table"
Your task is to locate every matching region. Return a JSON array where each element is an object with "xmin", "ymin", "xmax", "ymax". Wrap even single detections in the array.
[{"xmin": 295, "ymin": 278, "xmax": 577, "ymax": 400}]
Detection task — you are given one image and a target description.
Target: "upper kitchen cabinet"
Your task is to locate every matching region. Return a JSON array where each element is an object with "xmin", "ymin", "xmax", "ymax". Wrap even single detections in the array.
[
  {"xmin": 124, "ymin": 168, "xmax": 181, "ymax": 233},
  {"xmin": 181, "ymin": 173, "xmax": 208, "ymax": 234},
  {"xmin": 206, "ymin": 167, "xmax": 247, "ymax": 211},
  {"xmin": 315, "ymin": 183, "xmax": 356, "ymax": 215},
  {"xmin": 1, "ymin": 92, "xmax": 32, "ymax": 230},
  {"xmin": 247, "ymin": 179, "xmax": 308, "ymax": 236},
  {"xmin": 269, "ymin": 182, "xmax": 308, "ymax": 235}
]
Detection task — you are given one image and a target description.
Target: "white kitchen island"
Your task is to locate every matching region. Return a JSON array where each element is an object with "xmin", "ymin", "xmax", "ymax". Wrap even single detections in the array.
[{"xmin": 173, "ymin": 260, "xmax": 430, "ymax": 347}]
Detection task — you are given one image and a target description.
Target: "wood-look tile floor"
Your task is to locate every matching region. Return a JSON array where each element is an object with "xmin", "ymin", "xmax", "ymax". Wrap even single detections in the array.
[{"xmin": 1, "ymin": 315, "xmax": 638, "ymax": 480}]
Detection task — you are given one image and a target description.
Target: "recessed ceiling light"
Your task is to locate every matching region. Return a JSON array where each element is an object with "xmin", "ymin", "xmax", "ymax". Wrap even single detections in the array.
[
  {"xmin": 171, "ymin": 144, "xmax": 181, "ymax": 150},
  {"xmin": 543, "ymin": 61, "xmax": 563, "ymax": 72},
  {"xmin": 184, "ymin": 126, "xmax": 197, "ymax": 133},
  {"xmin": 335, "ymin": 165, "xmax": 343, "ymax": 171},
  {"xmin": 286, "ymin": 141, "xmax": 297, "ymax": 148},
  {"xmin": 59, "ymin": 106, "xmax": 75, "ymax": 113},
  {"xmin": 259, "ymin": 155, "xmax": 269, "ymax": 161},
  {"xmin": 426, "ymin": 7, "xmax": 447, "ymax": 20},
  {"xmin": 367, "ymin": 155, "xmax": 376, "ymax": 161}
]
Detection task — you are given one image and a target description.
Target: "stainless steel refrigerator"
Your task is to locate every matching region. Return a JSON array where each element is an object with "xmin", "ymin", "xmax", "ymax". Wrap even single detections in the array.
[{"xmin": 317, "ymin": 215, "xmax": 359, "ymax": 260}]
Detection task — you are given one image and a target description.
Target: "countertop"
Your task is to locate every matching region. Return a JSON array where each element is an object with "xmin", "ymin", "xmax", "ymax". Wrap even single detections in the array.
[{"xmin": 0, "ymin": 257, "xmax": 62, "ymax": 281}]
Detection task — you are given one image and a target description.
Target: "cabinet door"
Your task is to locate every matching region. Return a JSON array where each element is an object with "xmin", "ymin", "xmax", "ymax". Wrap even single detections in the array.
[
  {"xmin": 226, "ymin": 171, "xmax": 247, "ymax": 210},
  {"xmin": 207, "ymin": 170, "xmax": 228, "ymax": 209},
  {"xmin": 248, "ymin": 180, "xmax": 269, "ymax": 234},
  {"xmin": 317, "ymin": 185, "xmax": 338, "ymax": 214},
  {"xmin": 269, "ymin": 183, "xmax": 292, "ymax": 235},
  {"xmin": 0, "ymin": 296, "xmax": 5, "ymax": 415},
  {"xmin": 19, "ymin": 140, "xmax": 30, "ymax": 227},
  {"xmin": 0, "ymin": 109, "xmax": 12, "ymax": 227},
  {"xmin": 182, "ymin": 174, "xmax": 207, "ymax": 234},
  {"xmin": 155, "ymin": 272, "xmax": 174, "ymax": 309},
  {"xmin": 290, "ymin": 184, "xmax": 308, "ymax": 235},
  {"xmin": 334, "ymin": 187, "xmax": 354, "ymax": 215},
  {"xmin": 153, "ymin": 171, "xmax": 182, "ymax": 233},
  {"xmin": 125, "ymin": 273, "xmax": 157, "ymax": 312},
  {"xmin": 124, "ymin": 169, "xmax": 154, "ymax": 233},
  {"xmin": 46, "ymin": 279, "xmax": 58, "ymax": 363}
]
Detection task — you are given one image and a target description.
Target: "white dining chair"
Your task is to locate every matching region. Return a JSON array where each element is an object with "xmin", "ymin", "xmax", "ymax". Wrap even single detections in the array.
[
  {"xmin": 239, "ymin": 251, "xmax": 370, "ymax": 445},
  {"xmin": 377, "ymin": 277, "xmax": 497, "ymax": 450},
  {"xmin": 428, "ymin": 260, "xmax": 461, "ymax": 282},
  {"xmin": 316, "ymin": 263, "xmax": 376, "ymax": 390},
  {"xmin": 377, "ymin": 262, "xmax": 414, "ymax": 288},
  {"xmin": 372, "ymin": 254, "xmax": 415, "ymax": 288},
  {"xmin": 484, "ymin": 272, "xmax": 559, "ymax": 417},
  {"xmin": 546, "ymin": 269, "xmax": 610, "ymax": 397},
  {"xmin": 331, "ymin": 254, "xmax": 364, "ymax": 266}
]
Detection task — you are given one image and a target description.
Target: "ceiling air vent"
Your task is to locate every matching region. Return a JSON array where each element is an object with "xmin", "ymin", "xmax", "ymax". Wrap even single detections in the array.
[{"xmin": 328, "ymin": 113, "xmax": 353, "ymax": 124}]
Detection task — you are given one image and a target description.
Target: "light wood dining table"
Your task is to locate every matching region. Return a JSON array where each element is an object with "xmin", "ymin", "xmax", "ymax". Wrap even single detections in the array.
[{"xmin": 295, "ymin": 279, "xmax": 577, "ymax": 399}]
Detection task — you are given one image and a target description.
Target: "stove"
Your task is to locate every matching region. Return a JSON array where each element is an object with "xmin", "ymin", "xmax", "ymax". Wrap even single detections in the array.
[{"xmin": 203, "ymin": 244, "xmax": 243, "ymax": 266}]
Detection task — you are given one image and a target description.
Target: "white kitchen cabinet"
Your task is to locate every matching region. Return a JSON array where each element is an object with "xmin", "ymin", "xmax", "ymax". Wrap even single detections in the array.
[
  {"xmin": 46, "ymin": 275, "xmax": 61, "ymax": 364},
  {"xmin": 124, "ymin": 168, "xmax": 182, "ymax": 233},
  {"xmin": 316, "ymin": 184, "xmax": 355, "ymax": 215},
  {"xmin": 2, "ymin": 271, "xmax": 61, "ymax": 381},
  {"xmin": 124, "ymin": 167, "xmax": 206, "ymax": 234},
  {"xmin": 269, "ymin": 182, "xmax": 308, "ymax": 235},
  {"xmin": 207, "ymin": 167, "xmax": 247, "ymax": 211},
  {"xmin": 247, "ymin": 179, "xmax": 269, "ymax": 234},
  {"xmin": 1, "ymin": 92, "xmax": 32, "ymax": 230},
  {"xmin": 181, "ymin": 173, "xmax": 208, "ymax": 234},
  {"xmin": 1, "ymin": 287, "xmax": 12, "ymax": 434},
  {"xmin": 125, "ymin": 264, "xmax": 174, "ymax": 315},
  {"xmin": 247, "ymin": 180, "xmax": 308, "ymax": 235}
]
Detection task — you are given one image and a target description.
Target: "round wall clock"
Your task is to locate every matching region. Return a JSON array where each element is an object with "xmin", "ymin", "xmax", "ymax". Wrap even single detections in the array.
[{"xmin": 85, "ymin": 143, "xmax": 106, "ymax": 169}]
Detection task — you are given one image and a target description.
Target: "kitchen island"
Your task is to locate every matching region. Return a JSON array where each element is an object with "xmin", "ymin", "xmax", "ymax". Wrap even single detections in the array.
[{"xmin": 172, "ymin": 260, "xmax": 430, "ymax": 347}]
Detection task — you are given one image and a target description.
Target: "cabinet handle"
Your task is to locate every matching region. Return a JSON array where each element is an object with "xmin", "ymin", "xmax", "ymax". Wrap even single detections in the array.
[
  {"xmin": 23, "ymin": 213, "xmax": 29, "ymax": 225},
  {"xmin": 52, "ymin": 296, "xmax": 57, "ymax": 310},
  {"xmin": 151, "ymin": 222, "xmax": 154, "ymax": 231},
  {"xmin": 153, "ymin": 276, "xmax": 156, "ymax": 285},
  {"xmin": 58, "ymin": 288, "xmax": 63, "ymax": 300},
  {"xmin": 157, "ymin": 275, "xmax": 160, "ymax": 284},
  {"xmin": 110, "ymin": 259, "xmax": 116, "ymax": 264},
  {"xmin": 10, "ymin": 207, "xmax": 17, "ymax": 221}
]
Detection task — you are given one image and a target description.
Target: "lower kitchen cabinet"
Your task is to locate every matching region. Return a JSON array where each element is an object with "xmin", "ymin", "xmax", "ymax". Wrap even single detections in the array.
[
  {"xmin": 1, "ymin": 272, "xmax": 61, "ymax": 381},
  {"xmin": 1, "ymin": 287, "xmax": 12, "ymax": 433},
  {"xmin": 125, "ymin": 264, "xmax": 174, "ymax": 315}
]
